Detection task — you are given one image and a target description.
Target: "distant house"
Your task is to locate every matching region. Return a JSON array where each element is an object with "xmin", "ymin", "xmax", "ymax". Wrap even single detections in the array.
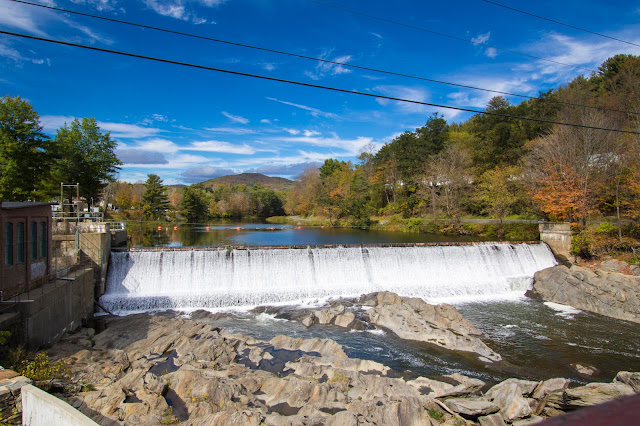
[{"xmin": 0, "ymin": 202, "xmax": 53, "ymax": 299}]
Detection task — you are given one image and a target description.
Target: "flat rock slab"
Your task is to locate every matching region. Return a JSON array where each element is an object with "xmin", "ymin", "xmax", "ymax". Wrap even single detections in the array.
[{"xmin": 444, "ymin": 397, "xmax": 500, "ymax": 418}]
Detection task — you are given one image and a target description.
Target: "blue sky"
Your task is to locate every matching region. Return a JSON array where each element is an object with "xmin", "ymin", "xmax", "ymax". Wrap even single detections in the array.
[{"xmin": 1, "ymin": 0, "xmax": 640, "ymax": 184}]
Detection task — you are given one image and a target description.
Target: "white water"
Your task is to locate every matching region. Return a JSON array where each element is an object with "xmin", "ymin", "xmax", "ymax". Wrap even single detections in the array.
[{"xmin": 101, "ymin": 243, "xmax": 557, "ymax": 312}]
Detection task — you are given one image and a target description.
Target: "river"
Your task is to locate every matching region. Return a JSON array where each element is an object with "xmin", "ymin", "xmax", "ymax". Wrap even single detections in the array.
[{"xmin": 107, "ymin": 221, "xmax": 640, "ymax": 384}]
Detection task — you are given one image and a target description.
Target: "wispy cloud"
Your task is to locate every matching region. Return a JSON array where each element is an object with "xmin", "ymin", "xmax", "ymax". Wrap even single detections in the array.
[
  {"xmin": 266, "ymin": 97, "xmax": 337, "ymax": 118},
  {"xmin": 520, "ymin": 31, "xmax": 640, "ymax": 82},
  {"xmin": 204, "ymin": 127, "xmax": 259, "ymax": 135},
  {"xmin": 70, "ymin": 0, "xmax": 119, "ymax": 12},
  {"xmin": 471, "ymin": 32, "xmax": 490, "ymax": 45},
  {"xmin": 0, "ymin": 2, "xmax": 48, "ymax": 37},
  {"xmin": 97, "ymin": 121, "xmax": 165, "ymax": 139},
  {"xmin": 373, "ymin": 85, "xmax": 430, "ymax": 113},
  {"xmin": 142, "ymin": 0, "xmax": 226, "ymax": 24},
  {"xmin": 269, "ymin": 134, "xmax": 376, "ymax": 155},
  {"xmin": 182, "ymin": 140, "xmax": 256, "ymax": 155},
  {"xmin": 305, "ymin": 50, "xmax": 353, "ymax": 80},
  {"xmin": 221, "ymin": 111, "xmax": 249, "ymax": 124}
]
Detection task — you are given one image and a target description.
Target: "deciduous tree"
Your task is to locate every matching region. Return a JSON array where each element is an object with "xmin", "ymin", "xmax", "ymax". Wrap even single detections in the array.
[{"xmin": 0, "ymin": 95, "xmax": 53, "ymax": 200}]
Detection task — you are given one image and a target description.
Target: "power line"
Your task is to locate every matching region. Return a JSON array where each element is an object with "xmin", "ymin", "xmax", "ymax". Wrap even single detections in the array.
[
  {"xmin": 307, "ymin": 0, "xmax": 596, "ymax": 73},
  {"xmin": 478, "ymin": 0, "xmax": 640, "ymax": 49},
  {"xmin": 1, "ymin": 29, "xmax": 638, "ymax": 135},
  {"xmin": 8, "ymin": 0, "xmax": 634, "ymax": 117}
]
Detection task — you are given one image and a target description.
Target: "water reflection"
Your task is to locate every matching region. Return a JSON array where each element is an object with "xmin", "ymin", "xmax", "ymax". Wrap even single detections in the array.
[{"xmin": 128, "ymin": 221, "xmax": 487, "ymax": 248}]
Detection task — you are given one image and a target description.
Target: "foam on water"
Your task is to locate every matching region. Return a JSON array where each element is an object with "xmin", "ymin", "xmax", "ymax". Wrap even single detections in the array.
[
  {"xmin": 101, "ymin": 243, "xmax": 557, "ymax": 313},
  {"xmin": 544, "ymin": 301, "xmax": 582, "ymax": 317}
]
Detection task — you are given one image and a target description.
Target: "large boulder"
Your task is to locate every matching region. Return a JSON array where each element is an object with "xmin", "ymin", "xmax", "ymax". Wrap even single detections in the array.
[
  {"xmin": 361, "ymin": 292, "xmax": 501, "ymax": 362},
  {"xmin": 531, "ymin": 265, "xmax": 640, "ymax": 323},
  {"xmin": 547, "ymin": 382, "xmax": 635, "ymax": 410}
]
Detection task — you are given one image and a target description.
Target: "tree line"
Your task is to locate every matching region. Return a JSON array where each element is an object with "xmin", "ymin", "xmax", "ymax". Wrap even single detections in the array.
[
  {"xmin": 285, "ymin": 55, "xmax": 640, "ymax": 253},
  {"xmin": 109, "ymin": 174, "xmax": 285, "ymax": 222}
]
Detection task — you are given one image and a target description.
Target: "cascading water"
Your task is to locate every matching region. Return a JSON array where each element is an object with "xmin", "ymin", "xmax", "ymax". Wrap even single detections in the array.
[{"xmin": 101, "ymin": 243, "xmax": 557, "ymax": 312}]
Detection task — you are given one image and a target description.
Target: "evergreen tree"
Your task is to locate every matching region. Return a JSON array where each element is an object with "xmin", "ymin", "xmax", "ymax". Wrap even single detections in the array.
[
  {"xmin": 142, "ymin": 174, "xmax": 170, "ymax": 220},
  {"xmin": 179, "ymin": 186, "xmax": 209, "ymax": 222}
]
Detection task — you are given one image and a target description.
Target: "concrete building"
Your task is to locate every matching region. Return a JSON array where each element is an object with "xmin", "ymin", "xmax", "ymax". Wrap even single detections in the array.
[{"xmin": 0, "ymin": 202, "xmax": 53, "ymax": 300}]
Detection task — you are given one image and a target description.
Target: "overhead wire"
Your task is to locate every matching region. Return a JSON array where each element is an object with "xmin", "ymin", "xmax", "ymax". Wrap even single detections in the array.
[
  {"xmin": 1, "ymin": 29, "xmax": 638, "ymax": 135},
  {"xmin": 306, "ymin": 0, "xmax": 596, "ymax": 73},
  {"xmin": 7, "ymin": 0, "xmax": 636, "ymax": 117},
  {"xmin": 478, "ymin": 0, "xmax": 640, "ymax": 48}
]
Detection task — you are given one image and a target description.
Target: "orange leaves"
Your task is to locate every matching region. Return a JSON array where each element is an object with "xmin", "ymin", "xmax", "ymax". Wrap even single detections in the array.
[{"xmin": 531, "ymin": 160, "xmax": 590, "ymax": 221}]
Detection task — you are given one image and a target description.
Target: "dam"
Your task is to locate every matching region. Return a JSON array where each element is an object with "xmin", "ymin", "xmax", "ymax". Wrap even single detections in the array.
[{"xmin": 101, "ymin": 242, "xmax": 557, "ymax": 312}]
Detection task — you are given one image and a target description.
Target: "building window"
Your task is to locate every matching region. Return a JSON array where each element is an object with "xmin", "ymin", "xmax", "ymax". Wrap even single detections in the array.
[
  {"xmin": 4, "ymin": 223, "xmax": 12, "ymax": 266},
  {"xmin": 40, "ymin": 221, "xmax": 47, "ymax": 258},
  {"xmin": 31, "ymin": 222, "xmax": 37, "ymax": 261},
  {"xmin": 17, "ymin": 223, "xmax": 25, "ymax": 264}
]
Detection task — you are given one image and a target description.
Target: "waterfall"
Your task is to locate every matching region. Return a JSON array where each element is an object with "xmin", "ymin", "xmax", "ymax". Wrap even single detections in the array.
[{"xmin": 101, "ymin": 243, "xmax": 557, "ymax": 312}]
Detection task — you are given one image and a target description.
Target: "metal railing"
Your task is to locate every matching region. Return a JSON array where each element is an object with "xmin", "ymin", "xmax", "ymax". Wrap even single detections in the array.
[{"xmin": 52, "ymin": 211, "xmax": 104, "ymax": 222}]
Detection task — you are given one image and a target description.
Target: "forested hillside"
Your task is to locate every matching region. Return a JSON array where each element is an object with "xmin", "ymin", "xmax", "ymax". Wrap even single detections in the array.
[{"xmin": 284, "ymin": 55, "xmax": 640, "ymax": 253}]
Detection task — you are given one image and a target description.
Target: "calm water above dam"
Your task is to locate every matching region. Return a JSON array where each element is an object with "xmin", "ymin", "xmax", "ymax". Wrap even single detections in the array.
[
  {"xmin": 108, "ymin": 222, "xmax": 640, "ymax": 384},
  {"xmin": 127, "ymin": 221, "xmax": 489, "ymax": 248}
]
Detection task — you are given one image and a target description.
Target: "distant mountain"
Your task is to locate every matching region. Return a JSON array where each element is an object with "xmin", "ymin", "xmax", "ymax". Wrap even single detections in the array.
[{"xmin": 200, "ymin": 173, "xmax": 294, "ymax": 191}]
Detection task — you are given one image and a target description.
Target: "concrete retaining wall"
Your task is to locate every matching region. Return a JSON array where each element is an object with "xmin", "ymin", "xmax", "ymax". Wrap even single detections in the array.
[
  {"xmin": 17, "ymin": 268, "xmax": 94, "ymax": 349},
  {"xmin": 539, "ymin": 222, "xmax": 572, "ymax": 261},
  {"xmin": 22, "ymin": 384, "xmax": 98, "ymax": 425},
  {"xmin": 79, "ymin": 233, "xmax": 111, "ymax": 297}
]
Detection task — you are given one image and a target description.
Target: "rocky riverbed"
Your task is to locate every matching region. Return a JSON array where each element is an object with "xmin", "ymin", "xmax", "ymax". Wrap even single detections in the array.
[{"xmin": 33, "ymin": 292, "xmax": 640, "ymax": 425}]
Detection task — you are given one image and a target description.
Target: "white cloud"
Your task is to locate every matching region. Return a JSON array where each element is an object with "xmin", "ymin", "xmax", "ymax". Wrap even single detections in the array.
[
  {"xmin": 266, "ymin": 97, "xmax": 338, "ymax": 118},
  {"xmin": 262, "ymin": 63, "xmax": 276, "ymax": 71},
  {"xmin": 40, "ymin": 115, "xmax": 76, "ymax": 133},
  {"xmin": 260, "ymin": 119, "xmax": 272, "ymax": 124},
  {"xmin": 303, "ymin": 130, "xmax": 320, "ymax": 137},
  {"xmin": 485, "ymin": 47, "xmax": 498, "ymax": 59},
  {"xmin": 221, "ymin": 111, "xmax": 249, "ymax": 124},
  {"xmin": 135, "ymin": 138, "xmax": 180, "ymax": 153},
  {"xmin": 143, "ymin": 0, "xmax": 187, "ymax": 19},
  {"xmin": 182, "ymin": 140, "xmax": 256, "ymax": 155},
  {"xmin": 370, "ymin": 32, "xmax": 383, "ymax": 39}
]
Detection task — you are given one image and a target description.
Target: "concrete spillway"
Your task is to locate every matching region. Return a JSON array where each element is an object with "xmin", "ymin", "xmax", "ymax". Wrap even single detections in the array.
[{"xmin": 101, "ymin": 243, "xmax": 557, "ymax": 312}]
